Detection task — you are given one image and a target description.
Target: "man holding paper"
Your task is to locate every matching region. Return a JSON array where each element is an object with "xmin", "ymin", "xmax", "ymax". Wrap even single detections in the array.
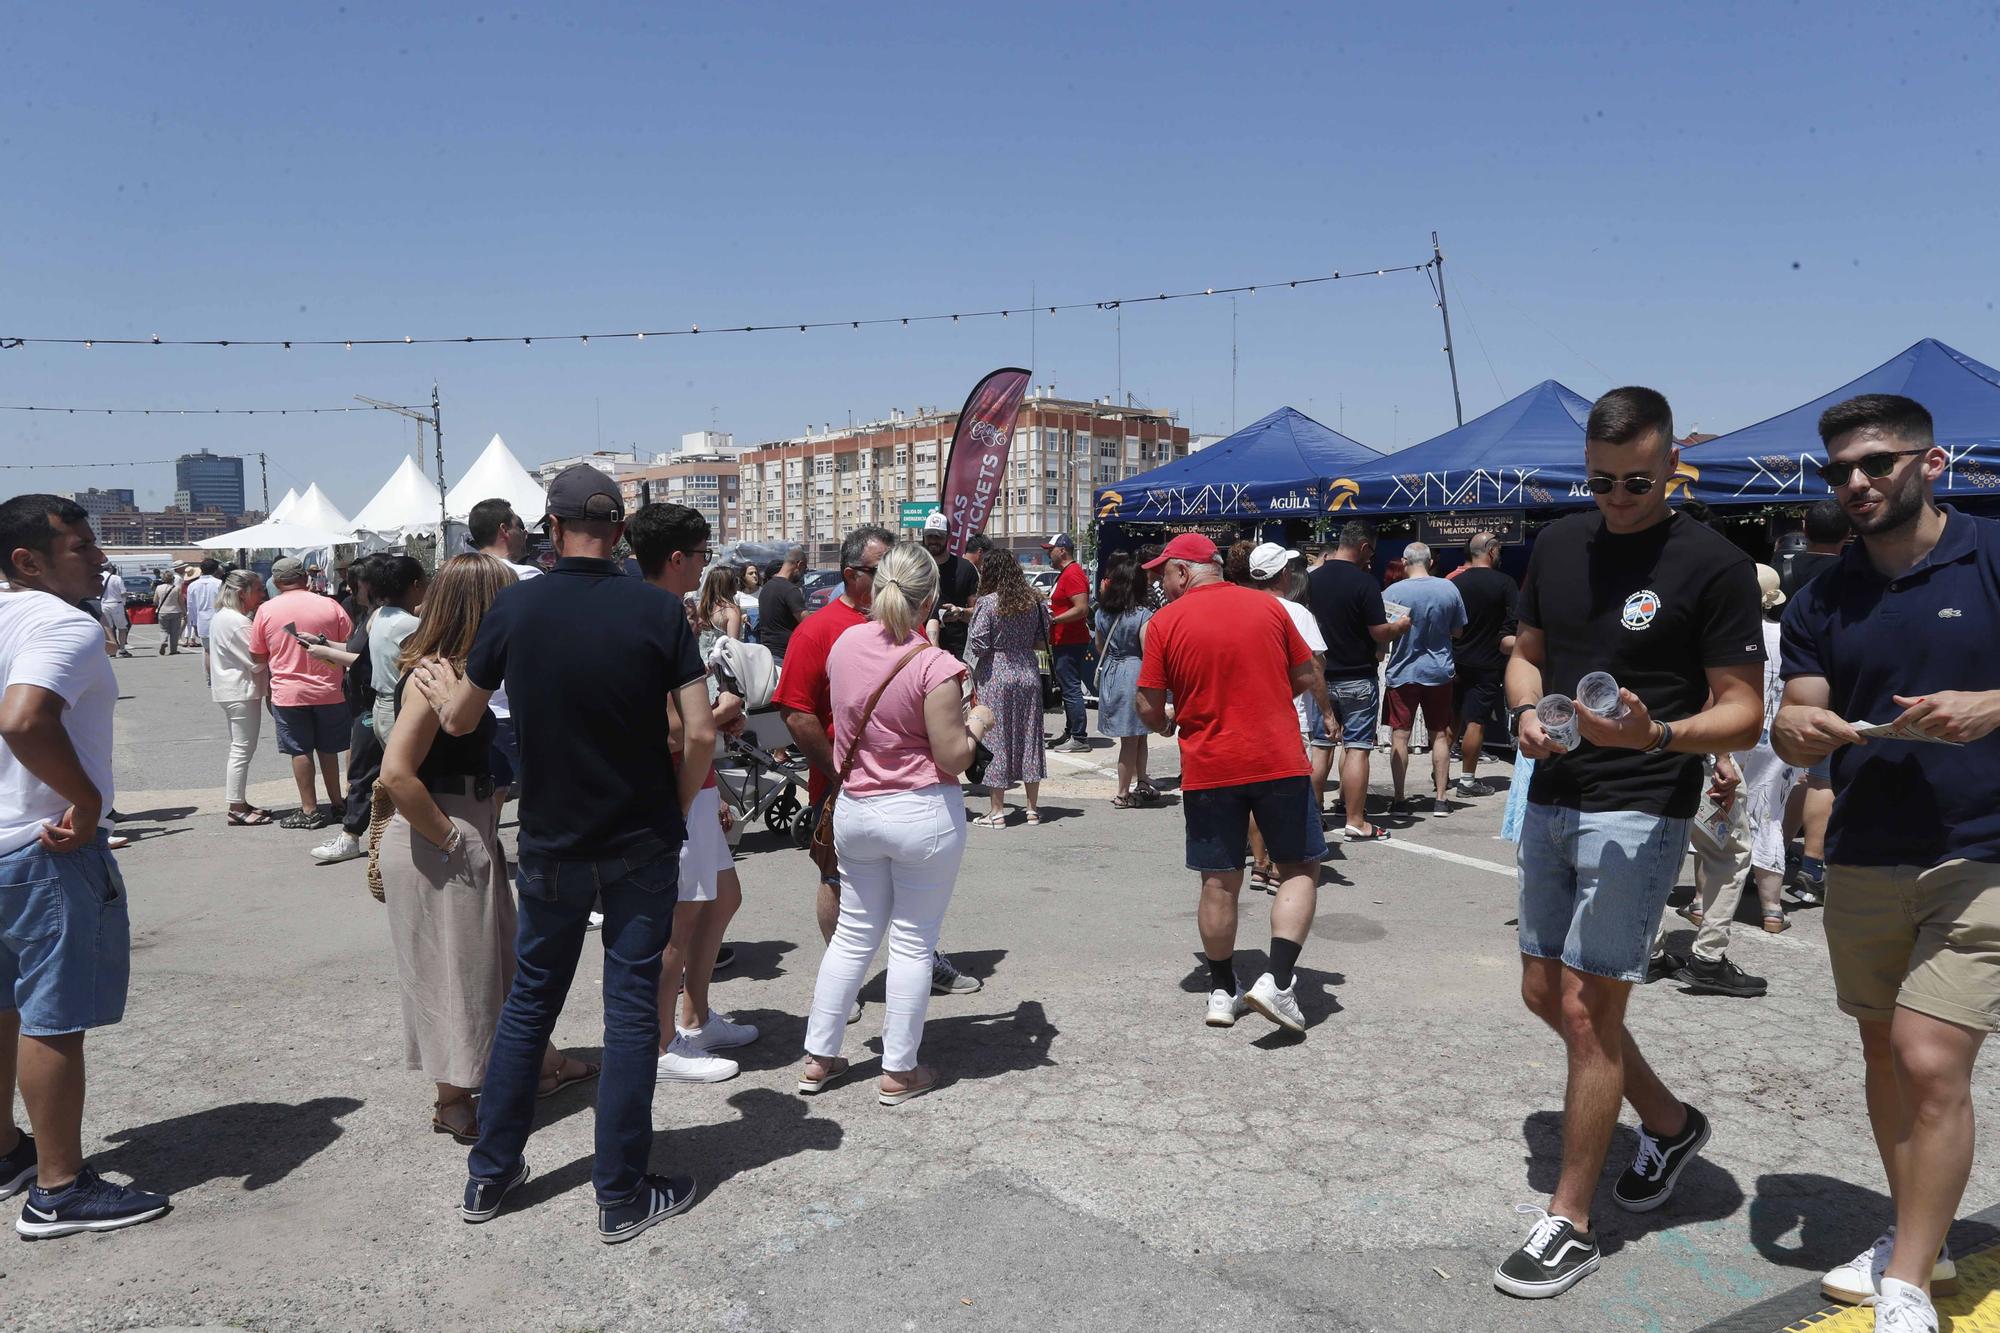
[{"xmin": 1774, "ymin": 393, "xmax": 2000, "ymax": 1329}]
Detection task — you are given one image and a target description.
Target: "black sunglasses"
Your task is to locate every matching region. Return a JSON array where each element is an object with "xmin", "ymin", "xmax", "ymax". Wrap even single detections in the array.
[
  {"xmin": 1815, "ymin": 449, "xmax": 1929, "ymax": 487},
  {"xmin": 1585, "ymin": 474, "xmax": 1657, "ymax": 496}
]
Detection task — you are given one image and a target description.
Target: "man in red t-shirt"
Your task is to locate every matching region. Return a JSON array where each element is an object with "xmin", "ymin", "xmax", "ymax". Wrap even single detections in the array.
[
  {"xmin": 1042, "ymin": 533, "xmax": 1091, "ymax": 752},
  {"xmin": 1137, "ymin": 534, "xmax": 1326, "ymax": 1036},
  {"xmin": 775, "ymin": 526, "xmax": 982, "ymax": 1006}
]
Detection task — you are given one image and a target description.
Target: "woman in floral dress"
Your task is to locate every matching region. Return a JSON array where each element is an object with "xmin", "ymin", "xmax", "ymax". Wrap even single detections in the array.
[{"xmin": 965, "ymin": 550, "xmax": 1051, "ymax": 827}]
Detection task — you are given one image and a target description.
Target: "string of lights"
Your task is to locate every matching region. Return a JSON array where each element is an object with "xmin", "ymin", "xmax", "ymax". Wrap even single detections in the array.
[
  {"xmin": 1, "ymin": 403, "xmax": 413, "ymax": 416},
  {"xmin": 0, "ymin": 260, "xmax": 1433, "ymax": 351}
]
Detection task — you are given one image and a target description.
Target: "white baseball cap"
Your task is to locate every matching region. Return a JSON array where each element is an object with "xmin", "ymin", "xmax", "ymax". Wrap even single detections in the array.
[
  {"xmin": 1248, "ymin": 541, "xmax": 1301, "ymax": 580},
  {"xmin": 923, "ymin": 510, "xmax": 950, "ymax": 533}
]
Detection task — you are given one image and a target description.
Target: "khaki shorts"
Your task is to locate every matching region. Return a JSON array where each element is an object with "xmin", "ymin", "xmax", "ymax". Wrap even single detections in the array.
[{"xmin": 1825, "ymin": 860, "xmax": 2000, "ymax": 1031}]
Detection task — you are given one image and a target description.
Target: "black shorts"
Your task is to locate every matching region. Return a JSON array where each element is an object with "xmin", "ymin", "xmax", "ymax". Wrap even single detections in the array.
[
  {"xmin": 1452, "ymin": 667, "xmax": 1506, "ymax": 730},
  {"xmin": 1182, "ymin": 776, "xmax": 1328, "ymax": 873}
]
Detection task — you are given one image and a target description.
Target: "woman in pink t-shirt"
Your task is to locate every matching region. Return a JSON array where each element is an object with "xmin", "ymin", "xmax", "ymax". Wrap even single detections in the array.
[{"xmin": 800, "ymin": 543, "xmax": 995, "ymax": 1107}]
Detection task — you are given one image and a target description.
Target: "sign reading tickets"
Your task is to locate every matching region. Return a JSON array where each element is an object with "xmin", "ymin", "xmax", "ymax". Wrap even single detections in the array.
[
  {"xmin": 898, "ymin": 502, "xmax": 936, "ymax": 529},
  {"xmin": 1418, "ymin": 510, "xmax": 1525, "ymax": 547},
  {"xmin": 938, "ymin": 367, "xmax": 1031, "ymax": 556}
]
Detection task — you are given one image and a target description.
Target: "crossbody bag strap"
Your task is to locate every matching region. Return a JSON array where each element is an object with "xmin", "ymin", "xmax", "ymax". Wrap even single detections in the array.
[{"xmin": 831, "ymin": 642, "xmax": 929, "ymax": 789}]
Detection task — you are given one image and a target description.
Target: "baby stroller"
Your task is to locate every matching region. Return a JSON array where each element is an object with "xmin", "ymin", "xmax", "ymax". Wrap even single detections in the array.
[{"xmin": 706, "ymin": 637, "xmax": 814, "ymax": 849}]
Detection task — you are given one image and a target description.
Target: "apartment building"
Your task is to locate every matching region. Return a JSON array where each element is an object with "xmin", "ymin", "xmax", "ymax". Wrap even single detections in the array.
[
  {"xmin": 619, "ymin": 458, "xmax": 742, "ymax": 543},
  {"xmin": 96, "ymin": 508, "xmax": 242, "ymax": 547},
  {"xmin": 736, "ymin": 391, "xmax": 1190, "ymax": 564}
]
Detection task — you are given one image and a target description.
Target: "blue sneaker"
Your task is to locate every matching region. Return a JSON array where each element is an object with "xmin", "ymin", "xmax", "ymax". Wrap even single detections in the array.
[
  {"xmin": 16, "ymin": 1165, "xmax": 170, "ymax": 1239},
  {"xmin": 0, "ymin": 1131, "xmax": 34, "ymax": 1201},
  {"xmin": 460, "ymin": 1158, "xmax": 530, "ymax": 1224},
  {"xmin": 597, "ymin": 1173, "xmax": 696, "ymax": 1245}
]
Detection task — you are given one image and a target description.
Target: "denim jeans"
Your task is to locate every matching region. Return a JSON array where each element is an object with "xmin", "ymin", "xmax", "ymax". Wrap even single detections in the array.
[
  {"xmin": 468, "ymin": 835, "xmax": 679, "ymax": 1204},
  {"xmin": 1052, "ymin": 643, "xmax": 1088, "ymax": 739}
]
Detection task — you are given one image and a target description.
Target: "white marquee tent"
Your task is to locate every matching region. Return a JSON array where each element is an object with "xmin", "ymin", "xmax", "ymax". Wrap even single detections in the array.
[
  {"xmin": 267, "ymin": 487, "xmax": 300, "ymax": 521},
  {"xmin": 194, "ymin": 516, "xmax": 351, "ymax": 552},
  {"xmin": 351, "ymin": 456, "xmax": 442, "ymax": 537},
  {"xmin": 444, "ymin": 434, "xmax": 546, "ymax": 524},
  {"xmin": 284, "ymin": 483, "xmax": 353, "ymax": 536}
]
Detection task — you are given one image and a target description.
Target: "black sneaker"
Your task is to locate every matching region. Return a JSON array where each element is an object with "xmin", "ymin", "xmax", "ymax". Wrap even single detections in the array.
[
  {"xmin": 1645, "ymin": 950, "xmax": 1689, "ymax": 985},
  {"xmin": 598, "ymin": 1173, "xmax": 697, "ymax": 1244},
  {"xmin": 1613, "ymin": 1103, "xmax": 1710, "ymax": 1213},
  {"xmin": 460, "ymin": 1158, "xmax": 530, "ymax": 1223},
  {"xmin": 1455, "ymin": 776, "xmax": 1497, "ymax": 797},
  {"xmin": 1493, "ymin": 1208, "xmax": 1600, "ymax": 1298},
  {"xmin": 1675, "ymin": 955, "xmax": 1768, "ymax": 998},
  {"xmin": 0, "ymin": 1130, "xmax": 34, "ymax": 1201},
  {"xmin": 712, "ymin": 945, "xmax": 737, "ymax": 972},
  {"xmin": 16, "ymin": 1165, "xmax": 170, "ymax": 1239}
]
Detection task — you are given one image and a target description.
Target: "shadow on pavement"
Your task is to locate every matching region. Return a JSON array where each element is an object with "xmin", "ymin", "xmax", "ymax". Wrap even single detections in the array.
[
  {"xmin": 1520, "ymin": 1110, "xmax": 1745, "ymax": 1254},
  {"xmin": 717, "ymin": 938, "xmax": 798, "ymax": 983},
  {"xmin": 856, "ymin": 950, "xmax": 1010, "ymax": 1006},
  {"xmin": 96, "ymin": 1095, "xmax": 363, "ymax": 1195},
  {"xmin": 113, "ymin": 806, "xmax": 197, "ymax": 824},
  {"xmin": 1748, "ymin": 1172, "xmax": 2000, "ymax": 1272},
  {"xmin": 510, "ymin": 1086, "xmax": 847, "ymax": 1212},
  {"xmin": 856, "ymin": 1000, "xmax": 1058, "ymax": 1089}
]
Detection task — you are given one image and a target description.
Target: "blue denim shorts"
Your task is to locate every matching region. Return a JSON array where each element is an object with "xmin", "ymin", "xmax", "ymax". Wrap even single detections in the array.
[
  {"xmin": 1183, "ymin": 776, "xmax": 1328, "ymax": 872},
  {"xmin": 1327, "ymin": 677, "xmax": 1380, "ymax": 750},
  {"xmin": 1297, "ymin": 694, "xmax": 1336, "ymax": 750},
  {"xmin": 271, "ymin": 701, "xmax": 353, "ymax": 756},
  {"xmin": 1516, "ymin": 802, "xmax": 1689, "ymax": 982},
  {"xmin": 0, "ymin": 834, "xmax": 131, "ymax": 1036}
]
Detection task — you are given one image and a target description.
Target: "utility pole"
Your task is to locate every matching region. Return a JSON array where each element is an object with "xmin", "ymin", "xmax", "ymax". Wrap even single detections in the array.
[
  {"xmin": 355, "ymin": 388, "xmax": 447, "ymax": 567},
  {"xmin": 1432, "ymin": 231, "xmax": 1465, "ymax": 427},
  {"xmin": 256, "ymin": 451, "xmax": 269, "ymax": 513},
  {"xmin": 1231, "ymin": 297, "xmax": 1239, "ymax": 434}
]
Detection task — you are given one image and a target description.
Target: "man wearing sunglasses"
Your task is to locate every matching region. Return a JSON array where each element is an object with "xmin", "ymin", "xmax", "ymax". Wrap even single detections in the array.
[
  {"xmin": 1772, "ymin": 394, "xmax": 2000, "ymax": 1327},
  {"xmin": 1495, "ymin": 387, "xmax": 1766, "ymax": 1300}
]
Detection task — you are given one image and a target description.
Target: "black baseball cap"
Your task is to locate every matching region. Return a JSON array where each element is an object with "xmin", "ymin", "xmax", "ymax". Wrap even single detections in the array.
[{"xmin": 542, "ymin": 464, "xmax": 626, "ymax": 525}]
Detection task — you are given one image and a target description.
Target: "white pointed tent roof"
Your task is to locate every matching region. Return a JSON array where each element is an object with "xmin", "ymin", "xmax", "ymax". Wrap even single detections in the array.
[
  {"xmin": 351, "ymin": 456, "xmax": 441, "ymax": 535},
  {"xmin": 195, "ymin": 516, "xmax": 351, "ymax": 551},
  {"xmin": 445, "ymin": 434, "xmax": 546, "ymax": 523},
  {"xmin": 283, "ymin": 483, "xmax": 353, "ymax": 536},
  {"xmin": 267, "ymin": 487, "xmax": 300, "ymax": 521}
]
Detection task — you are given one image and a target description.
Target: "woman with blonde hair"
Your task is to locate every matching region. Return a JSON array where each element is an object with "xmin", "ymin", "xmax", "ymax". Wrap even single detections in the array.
[
  {"xmin": 964, "ymin": 549, "xmax": 1050, "ymax": 826},
  {"xmin": 696, "ymin": 563, "xmax": 745, "ymax": 657},
  {"xmin": 377, "ymin": 554, "xmax": 596, "ymax": 1142},
  {"xmin": 209, "ymin": 570, "xmax": 274, "ymax": 825},
  {"xmin": 800, "ymin": 542, "xmax": 993, "ymax": 1106}
]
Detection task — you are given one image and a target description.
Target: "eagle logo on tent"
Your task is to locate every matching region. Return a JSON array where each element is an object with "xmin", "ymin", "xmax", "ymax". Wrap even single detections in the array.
[
  {"xmin": 1096, "ymin": 490, "xmax": 1124, "ymax": 520},
  {"xmin": 1666, "ymin": 460, "xmax": 1699, "ymax": 499},
  {"xmin": 1326, "ymin": 478, "xmax": 1360, "ymax": 511}
]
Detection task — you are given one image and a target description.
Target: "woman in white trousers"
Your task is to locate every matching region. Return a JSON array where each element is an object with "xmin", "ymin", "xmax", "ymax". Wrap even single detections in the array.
[
  {"xmin": 207, "ymin": 571, "xmax": 274, "ymax": 826},
  {"xmin": 799, "ymin": 542, "xmax": 994, "ymax": 1106}
]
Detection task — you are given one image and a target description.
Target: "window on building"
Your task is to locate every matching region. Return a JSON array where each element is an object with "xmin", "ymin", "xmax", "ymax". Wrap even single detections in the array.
[{"xmin": 1044, "ymin": 487, "xmax": 1057, "ymax": 505}]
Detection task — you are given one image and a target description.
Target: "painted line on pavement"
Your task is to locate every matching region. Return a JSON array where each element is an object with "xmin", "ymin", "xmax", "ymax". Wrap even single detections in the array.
[{"xmin": 1370, "ymin": 835, "xmax": 1518, "ymax": 879}]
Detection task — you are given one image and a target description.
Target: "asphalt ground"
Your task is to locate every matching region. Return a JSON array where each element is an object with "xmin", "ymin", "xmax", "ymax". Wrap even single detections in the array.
[{"xmin": 8, "ymin": 617, "xmax": 1998, "ymax": 1332}]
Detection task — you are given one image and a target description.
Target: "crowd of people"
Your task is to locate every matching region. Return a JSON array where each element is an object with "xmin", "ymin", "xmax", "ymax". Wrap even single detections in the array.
[{"xmin": 0, "ymin": 389, "xmax": 1994, "ymax": 1332}]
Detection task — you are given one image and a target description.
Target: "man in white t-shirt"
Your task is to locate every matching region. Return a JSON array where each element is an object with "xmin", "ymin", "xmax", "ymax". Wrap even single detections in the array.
[
  {"xmin": 468, "ymin": 498, "xmax": 542, "ymax": 793},
  {"xmin": 0, "ymin": 494, "xmax": 170, "ymax": 1238},
  {"xmin": 98, "ymin": 570, "xmax": 131, "ymax": 657},
  {"xmin": 1248, "ymin": 543, "xmax": 1338, "ymax": 812},
  {"xmin": 182, "ymin": 559, "xmax": 223, "ymax": 679}
]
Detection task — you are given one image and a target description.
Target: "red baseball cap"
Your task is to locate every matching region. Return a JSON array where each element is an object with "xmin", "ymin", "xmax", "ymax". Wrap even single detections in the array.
[{"xmin": 1142, "ymin": 533, "xmax": 1219, "ymax": 569}]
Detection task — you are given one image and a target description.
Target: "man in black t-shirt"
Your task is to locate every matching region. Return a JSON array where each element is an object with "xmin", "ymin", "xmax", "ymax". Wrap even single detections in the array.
[
  {"xmin": 922, "ymin": 512, "xmax": 980, "ymax": 658},
  {"xmin": 1449, "ymin": 532, "xmax": 1517, "ymax": 797},
  {"xmin": 1305, "ymin": 521, "xmax": 1409, "ymax": 839},
  {"xmin": 1492, "ymin": 388, "xmax": 1765, "ymax": 1302},
  {"xmin": 1779, "ymin": 499, "xmax": 1849, "ymax": 602},
  {"xmin": 756, "ymin": 546, "xmax": 808, "ymax": 660},
  {"xmin": 413, "ymin": 464, "xmax": 716, "ymax": 1244}
]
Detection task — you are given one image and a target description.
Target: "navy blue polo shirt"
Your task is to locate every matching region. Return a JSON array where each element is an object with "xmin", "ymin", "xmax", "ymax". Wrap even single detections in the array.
[
  {"xmin": 465, "ymin": 556, "xmax": 704, "ymax": 861},
  {"xmin": 1779, "ymin": 507, "xmax": 2000, "ymax": 867}
]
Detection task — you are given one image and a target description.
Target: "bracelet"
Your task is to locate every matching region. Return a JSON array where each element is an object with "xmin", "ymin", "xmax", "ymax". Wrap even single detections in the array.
[
  {"xmin": 438, "ymin": 827, "xmax": 464, "ymax": 855},
  {"xmin": 1646, "ymin": 721, "xmax": 1674, "ymax": 753}
]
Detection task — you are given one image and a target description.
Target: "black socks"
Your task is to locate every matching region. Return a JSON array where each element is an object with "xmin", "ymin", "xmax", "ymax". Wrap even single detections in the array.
[
  {"xmin": 1207, "ymin": 955, "xmax": 1237, "ymax": 995},
  {"xmin": 1269, "ymin": 938, "xmax": 1302, "ymax": 990}
]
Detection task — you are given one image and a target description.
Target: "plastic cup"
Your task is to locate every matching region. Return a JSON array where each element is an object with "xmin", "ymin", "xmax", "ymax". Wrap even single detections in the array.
[
  {"xmin": 1576, "ymin": 671, "xmax": 1629, "ymax": 719},
  {"xmin": 1535, "ymin": 694, "xmax": 1581, "ymax": 751}
]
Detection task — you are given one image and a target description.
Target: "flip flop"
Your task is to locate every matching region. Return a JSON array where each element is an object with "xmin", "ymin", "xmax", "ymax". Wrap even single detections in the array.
[
  {"xmin": 1342, "ymin": 825, "xmax": 1392, "ymax": 842},
  {"xmin": 536, "ymin": 1058, "xmax": 600, "ymax": 1100},
  {"xmin": 796, "ymin": 1056, "xmax": 852, "ymax": 1096}
]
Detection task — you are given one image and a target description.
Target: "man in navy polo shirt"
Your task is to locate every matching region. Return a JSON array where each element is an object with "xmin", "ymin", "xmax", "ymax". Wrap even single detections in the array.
[
  {"xmin": 1774, "ymin": 394, "xmax": 2000, "ymax": 1327},
  {"xmin": 413, "ymin": 464, "xmax": 717, "ymax": 1245}
]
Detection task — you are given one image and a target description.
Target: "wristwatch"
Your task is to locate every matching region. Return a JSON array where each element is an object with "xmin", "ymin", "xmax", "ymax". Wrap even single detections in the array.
[{"xmin": 1508, "ymin": 703, "xmax": 1536, "ymax": 722}]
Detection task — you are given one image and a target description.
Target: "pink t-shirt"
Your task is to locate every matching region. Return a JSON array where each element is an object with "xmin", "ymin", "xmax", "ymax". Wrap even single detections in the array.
[
  {"xmin": 826, "ymin": 622, "xmax": 969, "ymax": 799},
  {"xmin": 248, "ymin": 590, "xmax": 353, "ymax": 707}
]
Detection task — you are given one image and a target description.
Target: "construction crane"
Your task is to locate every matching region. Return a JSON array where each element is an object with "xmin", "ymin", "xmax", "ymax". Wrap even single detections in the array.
[{"xmin": 355, "ymin": 387, "xmax": 446, "ymax": 566}]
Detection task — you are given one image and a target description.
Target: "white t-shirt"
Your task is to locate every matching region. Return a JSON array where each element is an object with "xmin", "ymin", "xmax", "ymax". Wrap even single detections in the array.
[
  {"xmin": 488, "ymin": 558, "xmax": 539, "ymax": 719},
  {"xmin": 207, "ymin": 608, "xmax": 269, "ymax": 704},
  {"xmin": 99, "ymin": 574, "xmax": 128, "ymax": 624},
  {"xmin": 1278, "ymin": 595, "xmax": 1327, "ymax": 732},
  {"xmin": 369, "ymin": 605, "xmax": 421, "ymax": 702},
  {"xmin": 0, "ymin": 590, "xmax": 118, "ymax": 854},
  {"xmin": 185, "ymin": 575, "xmax": 222, "ymax": 637}
]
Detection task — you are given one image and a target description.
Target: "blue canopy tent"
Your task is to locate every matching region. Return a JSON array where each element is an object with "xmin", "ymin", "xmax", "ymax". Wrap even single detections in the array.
[
  {"xmin": 1335, "ymin": 380, "xmax": 1606, "ymax": 515},
  {"xmin": 1091, "ymin": 406, "xmax": 1382, "ymax": 526},
  {"xmin": 1687, "ymin": 339, "xmax": 2000, "ymax": 507}
]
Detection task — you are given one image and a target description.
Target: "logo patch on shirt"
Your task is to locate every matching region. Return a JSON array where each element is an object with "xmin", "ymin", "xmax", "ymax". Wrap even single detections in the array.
[
  {"xmin": 1621, "ymin": 589, "xmax": 1662, "ymax": 630},
  {"xmin": 1940, "ymin": 607, "xmax": 1963, "ymax": 618}
]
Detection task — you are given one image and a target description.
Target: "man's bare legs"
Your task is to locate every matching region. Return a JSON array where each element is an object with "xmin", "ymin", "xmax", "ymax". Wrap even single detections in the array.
[
  {"xmin": 1459, "ymin": 717, "xmax": 1489, "ymax": 783},
  {"xmin": 316, "ymin": 750, "xmax": 343, "ymax": 811},
  {"xmin": 17, "ymin": 1030, "xmax": 86, "ymax": 1190},
  {"xmin": 1309, "ymin": 744, "xmax": 1334, "ymax": 812},
  {"xmin": 1873, "ymin": 1009, "xmax": 1986, "ymax": 1287},
  {"xmin": 0, "ymin": 1010, "xmax": 19, "ymax": 1156},
  {"xmin": 1339, "ymin": 747, "xmax": 1376, "ymax": 833},
  {"xmin": 1520, "ymin": 956, "xmax": 1686, "ymax": 1228},
  {"xmin": 1388, "ymin": 727, "xmax": 1414, "ymax": 802},
  {"xmin": 289, "ymin": 754, "xmax": 319, "ymax": 813}
]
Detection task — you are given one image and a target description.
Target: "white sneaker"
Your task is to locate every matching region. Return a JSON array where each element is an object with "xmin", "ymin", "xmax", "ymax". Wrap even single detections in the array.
[
  {"xmin": 677, "ymin": 1010, "xmax": 759, "ymax": 1051},
  {"xmin": 1823, "ymin": 1228, "xmax": 1957, "ymax": 1306},
  {"xmin": 1205, "ymin": 989, "xmax": 1250, "ymax": 1028},
  {"xmin": 1876, "ymin": 1278, "xmax": 1939, "ymax": 1332},
  {"xmin": 311, "ymin": 831, "xmax": 362, "ymax": 864},
  {"xmin": 586, "ymin": 911, "xmax": 605, "ymax": 931},
  {"xmin": 1243, "ymin": 972, "xmax": 1307, "ymax": 1035},
  {"xmin": 656, "ymin": 1035, "xmax": 738, "ymax": 1083}
]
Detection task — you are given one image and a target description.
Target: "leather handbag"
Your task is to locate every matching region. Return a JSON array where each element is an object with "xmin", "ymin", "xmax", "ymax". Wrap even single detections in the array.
[{"xmin": 810, "ymin": 642, "xmax": 928, "ymax": 881}]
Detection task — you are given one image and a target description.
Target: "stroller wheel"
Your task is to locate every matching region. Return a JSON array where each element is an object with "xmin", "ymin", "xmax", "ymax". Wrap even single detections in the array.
[
  {"xmin": 791, "ymin": 804, "xmax": 816, "ymax": 850},
  {"xmin": 765, "ymin": 788, "xmax": 800, "ymax": 832}
]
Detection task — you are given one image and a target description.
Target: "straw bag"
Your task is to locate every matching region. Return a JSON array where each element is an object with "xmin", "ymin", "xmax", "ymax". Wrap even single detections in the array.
[
  {"xmin": 809, "ymin": 643, "xmax": 926, "ymax": 881},
  {"xmin": 364, "ymin": 781, "xmax": 395, "ymax": 902}
]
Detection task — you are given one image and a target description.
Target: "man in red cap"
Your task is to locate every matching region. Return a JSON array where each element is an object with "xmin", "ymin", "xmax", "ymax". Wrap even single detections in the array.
[{"xmin": 1135, "ymin": 533, "xmax": 1326, "ymax": 1035}]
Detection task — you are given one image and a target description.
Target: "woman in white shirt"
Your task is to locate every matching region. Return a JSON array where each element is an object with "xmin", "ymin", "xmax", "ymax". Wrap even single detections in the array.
[{"xmin": 208, "ymin": 570, "xmax": 274, "ymax": 826}]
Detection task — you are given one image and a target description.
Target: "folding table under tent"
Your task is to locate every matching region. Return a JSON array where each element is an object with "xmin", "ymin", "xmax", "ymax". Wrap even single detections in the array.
[
  {"xmin": 1091, "ymin": 406, "xmax": 1382, "ymax": 529},
  {"xmin": 1686, "ymin": 338, "xmax": 2000, "ymax": 508}
]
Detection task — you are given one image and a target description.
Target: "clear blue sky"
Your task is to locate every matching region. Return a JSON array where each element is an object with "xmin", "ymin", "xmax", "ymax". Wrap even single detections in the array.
[{"xmin": 5, "ymin": 1, "xmax": 1995, "ymax": 513}]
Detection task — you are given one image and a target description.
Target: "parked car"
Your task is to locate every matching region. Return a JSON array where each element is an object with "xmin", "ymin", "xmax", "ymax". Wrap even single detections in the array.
[
  {"xmin": 801, "ymin": 569, "xmax": 842, "ymax": 614},
  {"xmin": 1023, "ymin": 565, "xmax": 1059, "ymax": 599},
  {"xmin": 121, "ymin": 573, "xmax": 157, "ymax": 608}
]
